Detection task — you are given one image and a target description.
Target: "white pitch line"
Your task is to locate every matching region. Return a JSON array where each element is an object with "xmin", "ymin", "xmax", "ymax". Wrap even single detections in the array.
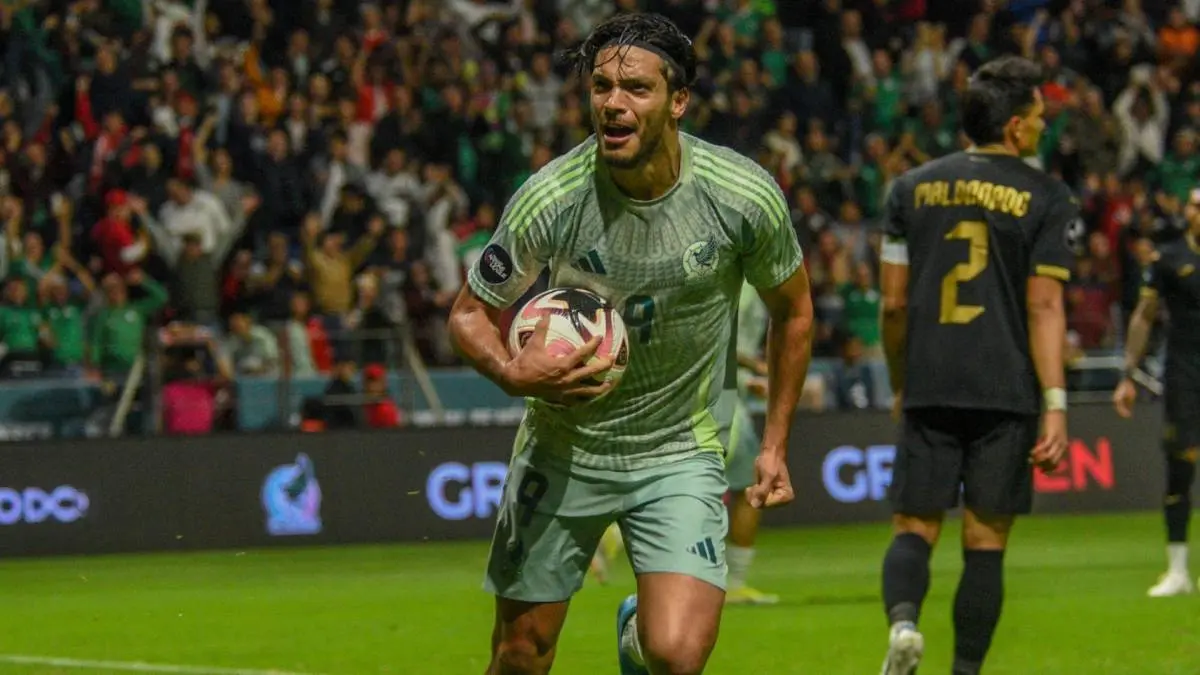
[{"xmin": 0, "ymin": 654, "xmax": 322, "ymax": 675}]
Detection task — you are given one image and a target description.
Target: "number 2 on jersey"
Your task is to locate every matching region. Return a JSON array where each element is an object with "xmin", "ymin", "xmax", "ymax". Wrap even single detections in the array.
[
  {"xmin": 940, "ymin": 220, "xmax": 988, "ymax": 325},
  {"xmin": 623, "ymin": 295, "xmax": 655, "ymax": 345}
]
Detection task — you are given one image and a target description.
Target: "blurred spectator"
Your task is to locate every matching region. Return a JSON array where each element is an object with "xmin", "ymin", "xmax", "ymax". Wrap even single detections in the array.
[
  {"xmin": 831, "ymin": 331, "xmax": 875, "ymax": 412},
  {"xmin": 89, "ymin": 269, "xmax": 167, "ymax": 374},
  {"xmin": 41, "ymin": 249, "xmax": 95, "ymax": 373},
  {"xmin": 302, "ymin": 212, "xmax": 384, "ymax": 316},
  {"xmin": 0, "ymin": 275, "xmax": 48, "ymax": 376},
  {"xmin": 363, "ymin": 363, "xmax": 402, "ymax": 429},
  {"xmin": 841, "ymin": 262, "xmax": 882, "ymax": 359},
  {"xmin": 322, "ymin": 358, "xmax": 360, "ymax": 430},
  {"xmin": 221, "ymin": 309, "xmax": 281, "ymax": 377},
  {"xmin": 247, "ymin": 232, "xmax": 306, "ymax": 322}
]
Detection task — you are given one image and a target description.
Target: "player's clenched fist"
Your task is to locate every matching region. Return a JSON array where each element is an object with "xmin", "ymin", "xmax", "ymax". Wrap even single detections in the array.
[{"xmin": 746, "ymin": 451, "xmax": 794, "ymax": 509}]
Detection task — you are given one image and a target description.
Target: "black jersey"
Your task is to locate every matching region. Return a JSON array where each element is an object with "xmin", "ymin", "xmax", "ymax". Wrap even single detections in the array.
[
  {"xmin": 884, "ymin": 151, "xmax": 1080, "ymax": 416},
  {"xmin": 1142, "ymin": 235, "xmax": 1200, "ymax": 357}
]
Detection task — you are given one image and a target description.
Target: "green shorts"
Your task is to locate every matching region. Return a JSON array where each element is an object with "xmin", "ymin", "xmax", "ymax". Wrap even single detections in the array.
[
  {"xmin": 484, "ymin": 448, "xmax": 729, "ymax": 603},
  {"xmin": 724, "ymin": 400, "xmax": 760, "ymax": 492}
]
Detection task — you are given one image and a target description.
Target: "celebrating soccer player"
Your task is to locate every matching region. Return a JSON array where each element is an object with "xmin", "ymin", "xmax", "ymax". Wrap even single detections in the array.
[
  {"xmin": 876, "ymin": 56, "xmax": 1080, "ymax": 675},
  {"xmin": 446, "ymin": 12, "xmax": 814, "ymax": 675},
  {"xmin": 1113, "ymin": 188, "xmax": 1200, "ymax": 597}
]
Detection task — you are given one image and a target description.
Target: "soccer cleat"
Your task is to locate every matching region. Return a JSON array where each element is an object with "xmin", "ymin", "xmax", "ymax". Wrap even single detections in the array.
[
  {"xmin": 724, "ymin": 585, "xmax": 780, "ymax": 605},
  {"xmin": 879, "ymin": 620, "xmax": 924, "ymax": 675},
  {"xmin": 1147, "ymin": 572, "xmax": 1195, "ymax": 597},
  {"xmin": 617, "ymin": 594, "xmax": 649, "ymax": 675}
]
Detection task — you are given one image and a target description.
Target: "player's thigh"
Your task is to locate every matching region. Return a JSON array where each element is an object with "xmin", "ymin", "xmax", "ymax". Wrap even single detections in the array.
[
  {"xmin": 888, "ymin": 407, "xmax": 965, "ymax": 516},
  {"xmin": 620, "ymin": 451, "xmax": 730, "ymax": 592},
  {"xmin": 724, "ymin": 403, "xmax": 760, "ymax": 493},
  {"xmin": 1164, "ymin": 370, "xmax": 1200, "ymax": 460},
  {"xmin": 485, "ymin": 450, "xmax": 612, "ymax": 603},
  {"xmin": 962, "ymin": 411, "xmax": 1040, "ymax": 518}
]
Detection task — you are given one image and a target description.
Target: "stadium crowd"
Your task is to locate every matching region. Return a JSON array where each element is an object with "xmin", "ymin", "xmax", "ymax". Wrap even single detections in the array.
[{"xmin": 0, "ymin": 0, "xmax": 1195, "ymax": 429}]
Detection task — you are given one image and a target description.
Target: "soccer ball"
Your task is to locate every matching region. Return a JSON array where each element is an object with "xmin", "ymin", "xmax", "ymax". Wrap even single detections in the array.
[{"xmin": 507, "ymin": 287, "xmax": 629, "ymax": 398}]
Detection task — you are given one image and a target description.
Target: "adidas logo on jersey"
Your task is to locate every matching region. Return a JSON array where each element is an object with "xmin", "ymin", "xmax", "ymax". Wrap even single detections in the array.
[
  {"xmin": 572, "ymin": 250, "xmax": 607, "ymax": 275},
  {"xmin": 686, "ymin": 537, "xmax": 719, "ymax": 564}
]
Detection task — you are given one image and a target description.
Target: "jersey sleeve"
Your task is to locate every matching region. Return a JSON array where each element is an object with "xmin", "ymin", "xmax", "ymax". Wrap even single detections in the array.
[
  {"xmin": 1140, "ymin": 253, "xmax": 1168, "ymax": 300},
  {"xmin": 465, "ymin": 177, "xmax": 561, "ymax": 309},
  {"xmin": 1031, "ymin": 184, "xmax": 1082, "ymax": 283},
  {"xmin": 740, "ymin": 177, "xmax": 804, "ymax": 289},
  {"xmin": 880, "ymin": 178, "xmax": 909, "ymax": 265}
]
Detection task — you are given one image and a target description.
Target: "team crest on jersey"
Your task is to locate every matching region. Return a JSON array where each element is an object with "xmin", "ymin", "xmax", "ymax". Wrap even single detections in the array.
[
  {"xmin": 682, "ymin": 238, "xmax": 720, "ymax": 279},
  {"xmin": 1181, "ymin": 264, "xmax": 1195, "ymax": 278}
]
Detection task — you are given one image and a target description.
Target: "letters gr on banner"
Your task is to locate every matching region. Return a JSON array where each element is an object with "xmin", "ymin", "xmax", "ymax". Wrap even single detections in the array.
[
  {"xmin": 820, "ymin": 440, "xmax": 1117, "ymax": 505},
  {"xmin": 426, "ymin": 461, "xmax": 507, "ymax": 521},
  {"xmin": 261, "ymin": 453, "xmax": 323, "ymax": 536},
  {"xmin": 0, "ymin": 486, "xmax": 89, "ymax": 525}
]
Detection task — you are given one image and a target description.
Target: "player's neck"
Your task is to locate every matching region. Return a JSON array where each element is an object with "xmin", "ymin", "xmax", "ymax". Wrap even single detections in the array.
[
  {"xmin": 609, "ymin": 134, "xmax": 683, "ymax": 202},
  {"xmin": 970, "ymin": 142, "xmax": 1019, "ymax": 157}
]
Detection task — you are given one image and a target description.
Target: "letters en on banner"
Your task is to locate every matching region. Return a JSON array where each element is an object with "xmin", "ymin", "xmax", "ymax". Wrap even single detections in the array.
[{"xmin": 0, "ymin": 405, "xmax": 1164, "ymax": 558}]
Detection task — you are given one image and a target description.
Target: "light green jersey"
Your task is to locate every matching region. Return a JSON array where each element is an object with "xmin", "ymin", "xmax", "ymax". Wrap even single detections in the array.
[
  {"xmin": 466, "ymin": 134, "xmax": 803, "ymax": 471},
  {"xmin": 735, "ymin": 281, "xmax": 769, "ymax": 398}
]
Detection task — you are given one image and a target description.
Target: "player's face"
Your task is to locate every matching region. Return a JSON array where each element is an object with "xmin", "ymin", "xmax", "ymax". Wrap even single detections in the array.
[
  {"xmin": 1013, "ymin": 89, "xmax": 1046, "ymax": 158},
  {"xmin": 590, "ymin": 46, "xmax": 688, "ymax": 169}
]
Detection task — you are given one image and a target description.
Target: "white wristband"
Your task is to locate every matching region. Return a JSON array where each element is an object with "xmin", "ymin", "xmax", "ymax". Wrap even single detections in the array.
[{"xmin": 1043, "ymin": 387, "xmax": 1067, "ymax": 413}]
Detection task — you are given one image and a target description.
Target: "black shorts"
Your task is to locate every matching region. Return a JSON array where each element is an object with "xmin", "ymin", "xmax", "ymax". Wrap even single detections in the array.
[
  {"xmin": 1164, "ymin": 357, "xmax": 1200, "ymax": 453},
  {"xmin": 888, "ymin": 407, "xmax": 1040, "ymax": 516}
]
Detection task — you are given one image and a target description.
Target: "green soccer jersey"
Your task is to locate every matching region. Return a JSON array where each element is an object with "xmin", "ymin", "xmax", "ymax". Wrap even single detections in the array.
[
  {"xmin": 0, "ymin": 305, "xmax": 43, "ymax": 353},
  {"xmin": 467, "ymin": 134, "xmax": 803, "ymax": 471},
  {"xmin": 735, "ymin": 281, "xmax": 768, "ymax": 398},
  {"xmin": 44, "ymin": 302, "xmax": 86, "ymax": 366}
]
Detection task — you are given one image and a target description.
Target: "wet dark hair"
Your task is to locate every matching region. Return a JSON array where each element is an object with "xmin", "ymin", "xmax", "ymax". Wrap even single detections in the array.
[
  {"xmin": 961, "ymin": 56, "xmax": 1043, "ymax": 146},
  {"xmin": 565, "ymin": 13, "xmax": 697, "ymax": 92}
]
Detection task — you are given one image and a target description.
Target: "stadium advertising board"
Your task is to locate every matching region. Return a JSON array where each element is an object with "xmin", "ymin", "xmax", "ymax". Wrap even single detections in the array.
[{"xmin": 0, "ymin": 405, "xmax": 1163, "ymax": 558}]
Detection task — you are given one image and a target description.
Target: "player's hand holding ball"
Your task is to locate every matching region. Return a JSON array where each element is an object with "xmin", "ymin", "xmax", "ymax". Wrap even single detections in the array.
[
  {"xmin": 1030, "ymin": 410, "xmax": 1068, "ymax": 472},
  {"xmin": 504, "ymin": 288, "xmax": 629, "ymax": 407},
  {"xmin": 746, "ymin": 450, "xmax": 794, "ymax": 509}
]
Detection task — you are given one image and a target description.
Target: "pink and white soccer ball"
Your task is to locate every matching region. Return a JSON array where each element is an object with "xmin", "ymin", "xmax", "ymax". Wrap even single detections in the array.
[{"xmin": 507, "ymin": 287, "xmax": 629, "ymax": 397}]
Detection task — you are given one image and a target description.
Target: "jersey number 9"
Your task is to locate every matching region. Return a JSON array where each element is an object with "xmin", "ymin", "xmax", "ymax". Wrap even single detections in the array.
[
  {"xmin": 940, "ymin": 220, "xmax": 988, "ymax": 325},
  {"xmin": 622, "ymin": 295, "xmax": 656, "ymax": 345}
]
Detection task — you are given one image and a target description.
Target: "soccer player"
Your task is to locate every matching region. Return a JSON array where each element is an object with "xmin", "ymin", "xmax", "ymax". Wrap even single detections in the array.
[
  {"xmin": 1113, "ymin": 187, "xmax": 1200, "ymax": 597},
  {"xmin": 446, "ymin": 13, "xmax": 814, "ymax": 675},
  {"xmin": 589, "ymin": 281, "xmax": 780, "ymax": 604},
  {"xmin": 876, "ymin": 56, "xmax": 1078, "ymax": 675},
  {"xmin": 723, "ymin": 280, "xmax": 779, "ymax": 604}
]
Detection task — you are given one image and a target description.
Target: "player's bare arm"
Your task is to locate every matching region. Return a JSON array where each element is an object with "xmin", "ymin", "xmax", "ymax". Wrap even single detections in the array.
[
  {"xmin": 1027, "ymin": 275, "xmax": 1069, "ymax": 471},
  {"xmin": 746, "ymin": 265, "xmax": 814, "ymax": 509},
  {"xmin": 448, "ymin": 286, "xmax": 613, "ymax": 402},
  {"xmin": 1114, "ymin": 288, "xmax": 1159, "ymax": 418},
  {"xmin": 880, "ymin": 258, "xmax": 909, "ymax": 419}
]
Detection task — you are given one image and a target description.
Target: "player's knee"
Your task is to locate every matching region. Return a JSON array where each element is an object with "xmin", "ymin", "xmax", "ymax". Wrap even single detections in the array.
[
  {"xmin": 892, "ymin": 513, "xmax": 943, "ymax": 546},
  {"xmin": 962, "ymin": 510, "xmax": 1013, "ymax": 550},
  {"xmin": 491, "ymin": 638, "xmax": 553, "ymax": 675},
  {"xmin": 641, "ymin": 634, "xmax": 712, "ymax": 675}
]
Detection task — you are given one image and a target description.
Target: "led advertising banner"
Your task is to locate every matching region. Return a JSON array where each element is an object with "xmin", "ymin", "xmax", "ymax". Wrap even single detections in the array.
[{"xmin": 0, "ymin": 405, "xmax": 1162, "ymax": 558}]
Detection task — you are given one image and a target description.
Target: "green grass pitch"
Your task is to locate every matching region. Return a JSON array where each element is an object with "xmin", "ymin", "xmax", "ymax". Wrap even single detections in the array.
[{"xmin": 0, "ymin": 512, "xmax": 1197, "ymax": 674}]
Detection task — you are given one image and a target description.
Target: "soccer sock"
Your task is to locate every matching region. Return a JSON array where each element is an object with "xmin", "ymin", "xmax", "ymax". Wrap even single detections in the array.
[
  {"xmin": 881, "ymin": 532, "xmax": 932, "ymax": 625},
  {"xmin": 1167, "ymin": 543, "xmax": 1190, "ymax": 577},
  {"xmin": 727, "ymin": 545, "xmax": 754, "ymax": 590},
  {"xmin": 953, "ymin": 549, "xmax": 1005, "ymax": 669},
  {"xmin": 1165, "ymin": 452, "xmax": 1195, "ymax": 549},
  {"xmin": 620, "ymin": 611, "xmax": 645, "ymax": 666}
]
